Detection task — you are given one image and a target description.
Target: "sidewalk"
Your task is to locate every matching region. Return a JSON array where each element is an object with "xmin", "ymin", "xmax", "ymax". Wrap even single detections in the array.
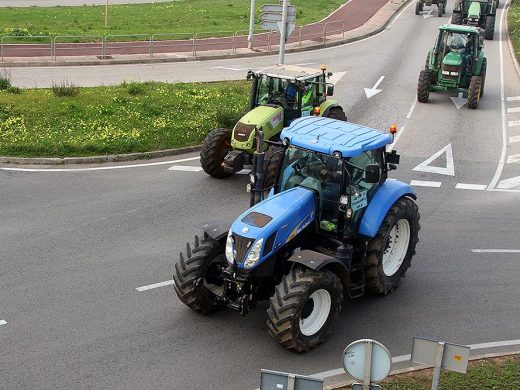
[{"xmin": 0, "ymin": 0, "xmax": 405, "ymax": 66}]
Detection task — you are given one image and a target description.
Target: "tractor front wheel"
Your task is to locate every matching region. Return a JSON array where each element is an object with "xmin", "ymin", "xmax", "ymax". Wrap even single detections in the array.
[
  {"xmin": 173, "ymin": 233, "xmax": 227, "ymax": 314},
  {"xmin": 365, "ymin": 197, "xmax": 420, "ymax": 295},
  {"xmin": 415, "ymin": 1, "xmax": 422, "ymax": 15},
  {"xmin": 437, "ymin": 2, "xmax": 444, "ymax": 16},
  {"xmin": 266, "ymin": 266, "xmax": 342, "ymax": 352},
  {"xmin": 417, "ymin": 69, "xmax": 431, "ymax": 103},
  {"xmin": 484, "ymin": 15, "xmax": 495, "ymax": 40},
  {"xmin": 468, "ymin": 76, "xmax": 482, "ymax": 109},
  {"xmin": 326, "ymin": 107, "xmax": 348, "ymax": 121},
  {"xmin": 451, "ymin": 12, "xmax": 462, "ymax": 24},
  {"xmin": 200, "ymin": 128, "xmax": 234, "ymax": 178},
  {"xmin": 264, "ymin": 146, "xmax": 285, "ymax": 193}
]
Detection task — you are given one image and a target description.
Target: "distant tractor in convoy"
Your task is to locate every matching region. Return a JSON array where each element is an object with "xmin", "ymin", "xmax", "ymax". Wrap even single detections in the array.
[
  {"xmin": 200, "ymin": 65, "xmax": 347, "ymax": 180},
  {"xmin": 415, "ymin": 0, "xmax": 447, "ymax": 17},
  {"xmin": 173, "ymin": 117, "xmax": 420, "ymax": 352},
  {"xmin": 452, "ymin": 0, "xmax": 496, "ymax": 40},
  {"xmin": 417, "ymin": 24, "xmax": 487, "ymax": 109}
]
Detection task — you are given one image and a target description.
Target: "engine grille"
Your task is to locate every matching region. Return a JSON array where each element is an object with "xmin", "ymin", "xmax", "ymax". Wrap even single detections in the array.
[
  {"xmin": 232, "ymin": 234, "xmax": 254, "ymax": 263},
  {"xmin": 441, "ymin": 63, "xmax": 461, "ymax": 79},
  {"xmin": 233, "ymin": 123, "xmax": 256, "ymax": 142}
]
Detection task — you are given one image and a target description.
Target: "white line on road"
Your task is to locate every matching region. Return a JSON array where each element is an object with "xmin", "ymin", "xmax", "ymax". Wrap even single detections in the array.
[
  {"xmin": 294, "ymin": 62, "xmax": 315, "ymax": 66},
  {"xmin": 455, "ymin": 183, "xmax": 487, "ymax": 191},
  {"xmin": 1, "ymin": 156, "xmax": 200, "ymax": 172},
  {"xmin": 412, "ymin": 143, "xmax": 455, "ymax": 176},
  {"xmin": 488, "ymin": 1, "xmax": 510, "ymax": 190},
  {"xmin": 0, "ymin": 320, "xmax": 6, "ymax": 326},
  {"xmin": 387, "ymin": 99, "xmax": 417, "ymax": 152},
  {"xmin": 471, "ymin": 249, "xmax": 520, "ymax": 253},
  {"xmin": 507, "ymin": 153, "xmax": 520, "ymax": 163},
  {"xmin": 509, "ymin": 120, "xmax": 520, "ymax": 127},
  {"xmin": 497, "ymin": 175, "xmax": 520, "ymax": 189},
  {"xmin": 168, "ymin": 165, "xmax": 204, "ymax": 172},
  {"xmin": 507, "ymin": 96, "xmax": 520, "ymax": 101},
  {"xmin": 410, "ymin": 180, "xmax": 442, "ymax": 188},
  {"xmin": 510, "ymin": 135, "xmax": 520, "ymax": 143},
  {"xmin": 210, "ymin": 66, "xmax": 246, "ymax": 71},
  {"xmin": 507, "ymin": 107, "xmax": 520, "ymax": 113},
  {"xmin": 136, "ymin": 280, "xmax": 175, "ymax": 292}
]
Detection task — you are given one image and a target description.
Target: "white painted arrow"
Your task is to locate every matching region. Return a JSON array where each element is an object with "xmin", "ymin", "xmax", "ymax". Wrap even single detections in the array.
[
  {"xmin": 364, "ymin": 75, "xmax": 385, "ymax": 99},
  {"xmin": 497, "ymin": 175, "xmax": 520, "ymax": 189},
  {"xmin": 412, "ymin": 143, "xmax": 455, "ymax": 176},
  {"xmin": 450, "ymin": 92, "xmax": 467, "ymax": 109},
  {"xmin": 423, "ymin": 10, "xmax": 433, "ymax": 18},
  {"xmin": 507, "ymin": 153, "xmax": 520, "ymax": 164}
]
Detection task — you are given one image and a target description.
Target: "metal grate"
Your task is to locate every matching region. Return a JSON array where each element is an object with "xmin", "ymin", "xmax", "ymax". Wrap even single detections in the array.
[{"xmin": 233, "ymin": 234, "xmax": 254, "ymax": 263}]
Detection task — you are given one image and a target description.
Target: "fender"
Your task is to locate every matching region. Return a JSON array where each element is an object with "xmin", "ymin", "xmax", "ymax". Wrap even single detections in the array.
[
  {"xmin": 475, "ymin": 53, "xmax": 485, "ymax": 74},
  {"xmin": 195, "ymin": 218, "xmax": 231, "ymax": 240},
  {"xmin": 288, "ymin": 250, "xmax": 348, "ymax": 272},
  {"xmin": 319, "ymin": 100, "xmax": 342, "ymax": 117},
  {"xmin": 358, "ymin": 179, "xmax": 416, "ymax": 238}
]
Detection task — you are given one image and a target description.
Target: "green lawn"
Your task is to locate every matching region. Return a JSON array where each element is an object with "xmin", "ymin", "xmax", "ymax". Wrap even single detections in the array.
[
  {"xmin": 0, "ymin": 81, "xmax": 249, "ymax": 157},
  {"xmin": 377, "ymin": 355, "xmax": 520, "ymax": 390},
  {"xmin": 509, "ymin": 0, "xmax": 520, "ymax": 62},
  {"xmin": 0, "ymin": 0, "xmax": 346, "ymax": 40}
]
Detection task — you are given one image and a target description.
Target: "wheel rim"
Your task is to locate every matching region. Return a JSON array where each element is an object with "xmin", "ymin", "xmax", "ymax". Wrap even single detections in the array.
[
  {"xmin": 382, "ymin": 219, "xmax": 411, "ymax": 277},
  {"xmin": 299, "ymin": 289, "xmax": 331, "ymax": 336}
]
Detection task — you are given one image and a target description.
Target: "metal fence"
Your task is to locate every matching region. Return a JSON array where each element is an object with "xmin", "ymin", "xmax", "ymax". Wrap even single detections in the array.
[{"xmin": 0, "ymin": 22, "xmax": 350, "ymax": 63}]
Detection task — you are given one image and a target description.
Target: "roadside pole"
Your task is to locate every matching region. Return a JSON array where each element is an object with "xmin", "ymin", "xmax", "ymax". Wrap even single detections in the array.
[
  {"xmin": 105, "ymin": 0, "xmax": 109, "ymax": 27},
  {"xmin": 278, "ymin": 0, "xmax": 289, "ymax": 64},
  {"xmin": 248, "ymin": 0, "xmax": 256, "ymax": 49}
]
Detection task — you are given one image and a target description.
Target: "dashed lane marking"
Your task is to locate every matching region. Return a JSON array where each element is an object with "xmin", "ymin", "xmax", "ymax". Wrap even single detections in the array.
[
  {"xmin": 507, "ymin": 107, "xmax": 520, "ymax": 114},
  {"xmin": 497, "ymin": 175, "xmax": 520, "ymax": 189},
  {"xmin": 168, "ymin": 165, "xmax": 204, "ymax": 172},
  {"xmin": 510, "ymin": 135, "xmax": 520, "ymax": 144},
  {"xmin": 410, "ymin": 180, "xmax": 442, "ymax": 188},
  {"xmin": 507, "ymin": 96, "xmax": 520, "ymax": 101},
  {"xmin": 0, "ymin": 320, "xmax": 6, "ymax": 326},
  {"xmin": 471, "ymin": 249, "xmax": 520, "ymax": 253},
  {"xmin": 507, "ymin": 153, "xmax": 520, "ymax": 164},
  {"xmin": 509, "ymin": 120, "xmax": 520, "ymax": 127},
  {"xmin": 136, "ymin": 280, "xmax": 174, "ymax": 292},
  {"xmin": 455, "ymin": 183, "xmax": 487, "ymax": 191}
]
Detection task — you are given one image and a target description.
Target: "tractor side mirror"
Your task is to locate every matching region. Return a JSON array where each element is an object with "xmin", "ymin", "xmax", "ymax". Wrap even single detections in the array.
[
  {"xmin": 326, "ymin": 85, "xmax": 334, "ymax": 96},
  {"xmin": 365, "ymin": 164, "xmax": 381, "ymax": 184}
]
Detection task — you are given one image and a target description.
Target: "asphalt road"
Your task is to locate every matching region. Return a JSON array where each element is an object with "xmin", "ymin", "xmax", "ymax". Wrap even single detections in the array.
[{"xmin": 1, "ymin": 1, "xmax": 520, "ymax": 389}]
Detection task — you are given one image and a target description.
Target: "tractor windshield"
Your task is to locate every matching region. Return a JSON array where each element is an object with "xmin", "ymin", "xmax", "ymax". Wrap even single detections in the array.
[
  {"xmin": 439, "ymin": 31, "xmax": 471, "ymax": 56},
  {"xmin": 256, "ymin": 75, "xmax": 299, "ymax": 110},
  {"xmin": 278, "ymin": 146, "xmax": 343, "ymax": 232}
]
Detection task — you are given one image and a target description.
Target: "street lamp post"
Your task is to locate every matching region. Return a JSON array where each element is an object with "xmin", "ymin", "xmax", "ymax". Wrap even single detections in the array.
[
  {"xmin": 248, "ymin": 0, "xmax": 255, "ymax": 49},
  {"xmin": 105, "ymin": 0, "xmax": 109, "ymax": 27}
]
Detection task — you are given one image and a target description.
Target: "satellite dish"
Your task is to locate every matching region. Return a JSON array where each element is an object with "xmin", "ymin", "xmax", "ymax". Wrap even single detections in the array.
[{"xmin": 343, "ymin": 339, "xmax": 392, "ymax": 383}]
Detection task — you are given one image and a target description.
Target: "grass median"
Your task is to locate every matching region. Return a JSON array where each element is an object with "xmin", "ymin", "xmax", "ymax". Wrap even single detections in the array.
[
  {"xmin": 509, "ymin": 0, "xmax": 520, "ymax": 62},
  {"xmin": 0, "ymin": 0, "xmax": 346, "ymax": 40},
  {"xmin": 0, "ymin": 80, "xmax": 249, "ymax": 158}
]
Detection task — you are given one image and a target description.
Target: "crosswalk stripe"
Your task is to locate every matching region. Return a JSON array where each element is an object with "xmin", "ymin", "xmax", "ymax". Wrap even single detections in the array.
[
  {"xmin": 497, "ymin": 175, "xmax": 520, "ymax": 189},
  {"xmin": 507, "ymin": 107, "xmax": 520, "ymax": 114},
  {"xmin": 510, "ymin": 135, "xmax": 520, "ymax": 144},
  {"xmin": 509, "ymin": 120, "xmax": 520, "ymax": 127},
  {"xmin": 507, "ymin": 154, "xmax": 520, "ymax": 164}
]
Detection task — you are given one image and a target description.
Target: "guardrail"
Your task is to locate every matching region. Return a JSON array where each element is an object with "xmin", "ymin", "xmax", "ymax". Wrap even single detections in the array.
[{"xmin": 0, "ymin": 22, "xmax": 351, "ymax": 63}]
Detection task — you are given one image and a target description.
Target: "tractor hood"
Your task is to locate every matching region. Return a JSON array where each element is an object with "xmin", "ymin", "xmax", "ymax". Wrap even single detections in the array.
[
  {"xmin": 468, "ymin": 1, "xmax": 481, "ymax": 19},
  {"xmin": 443, "ymin": 51, "xmax": 463, "ymax": 67},
  {"xmin": 228, "ymin": 187, "xmax": 316, "ymax": 270},
  {"xmin": 232, "ymin": 105, "xmax": 284, "ymax": 151}
]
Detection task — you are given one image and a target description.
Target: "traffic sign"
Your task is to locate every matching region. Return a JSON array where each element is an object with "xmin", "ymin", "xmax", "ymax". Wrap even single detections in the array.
[
  {"xmin": 260, "ymin": 12, "xmax": 296, "ymax": 23},
  {"xmin": 260, "ymin": 4, "xmax": 296, "ymax": 15}
]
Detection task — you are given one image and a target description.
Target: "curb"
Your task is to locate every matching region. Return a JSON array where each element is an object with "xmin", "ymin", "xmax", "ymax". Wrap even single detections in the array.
[
  {"xmin": 0, "ymin": 0, "xmax": 410, "ymax": 68},
  {"xmin": 0, "ymin": 145, "xmax": 201, "ymax": 165},
  {"xmin": 327, "ymin": 350, "xmax": 520, "ymax": 390}
]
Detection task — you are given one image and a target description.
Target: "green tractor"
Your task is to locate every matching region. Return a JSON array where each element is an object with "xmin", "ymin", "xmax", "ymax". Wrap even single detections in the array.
[
  {"xmin": 417, "ymin": 24, "xmax": 486, "ymax": 109},
  {"xmin": 200, "ymin": 65, "xmax": 347, "ymax": 179},
  {"xmin": 452, "ymin": 0, "xmax": 496, "ymax": 40},
  {"xmin": 415, "ymin": 0, "xmax": 447, "ymax": 17}
]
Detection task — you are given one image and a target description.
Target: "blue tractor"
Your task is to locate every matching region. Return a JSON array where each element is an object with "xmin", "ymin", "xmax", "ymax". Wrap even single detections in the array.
[{"xmin": 173, "ymin": 117, "xmax": 420, "ymax": 352}]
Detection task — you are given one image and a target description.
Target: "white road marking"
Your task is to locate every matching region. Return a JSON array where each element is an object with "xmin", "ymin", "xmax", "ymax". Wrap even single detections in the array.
[
  {"xmin": 488, "ymin": 1, "xmax": 509, "ymax": 190},
  {"xmin": 410, "ymin": 180, "xmax": 442, "ymax": 188},
  {"xmin": 497, "ymin": 175, "xmax": 520, "ymax": 189},
  {"xmin": 294, "ymin": 62, "xmax": 315, "ymax": 66},
  {"xmin": 423, "ymin": 10, "xmax": 434, "ymax": 18},
  {"xmin": 507, "ymin": 96, "xmax": 520, "ymax": 101},
  {"xmin": 471, "ymin": 249, "xmax": 520, "ymax": 253},
  {"xmin": 1, "ymin": 156, "xmax": 200, "ymax": 172},
  {"xmin": 507, "ymin": 107, "xmax": 520, "ymax": 114},
  {"xmin": 168, "ymin": 165, "xmax": 204, "ymax": 172},
  {"xmin": 450, "ymin": 92, "xmax": 467, "ymax": 109},
  {"xmin": 455, "ymin": 183, "xmax": 487, "ymax": 191},
  {"xmin": 308, "ymin": 339, "xmax": 520, "ymax": 382},
  {"xmin": 0, "ymin": 320, "xmax": 6, "ymax": 326},
  {"xmin": 136, "ymin": 280, "xmax": 175, "ymax": 292},
  {"xmin": 364, "ymin": 75, "xmax": 385, "ymax": 99},
  {"xmin": 510, "ymin": 135, "xmax": 520, "ymax": 143},
  {"xmin": 237, "ymin": 169, "xmax": 251, "ymax": 174},
  {"xmin": 507, "ymin": 153, "xmax": 520, "ymax": 163},
  {"xmin": 387, "ymin": 99, "xmax": 417, "ymax": 152},
  {"xmin": 210, "ymin": 66, "xmax": 246, "ymax": 71},
  {"xmin": 412, "ymin": 143, "xmax": 455, "ymax": 176},
  {"xmin": 509, "ymin": 120, "xmax": 520, "ymax": 127}
]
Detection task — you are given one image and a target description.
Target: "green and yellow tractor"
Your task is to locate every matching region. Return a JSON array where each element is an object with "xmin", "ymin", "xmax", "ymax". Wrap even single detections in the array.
[
  {"xmin": 417, "ymin": 24, "xmax": 486, "ymax": 109},
  {"xmin": 200, "ymin": 65, "xmax": 347, "ymax": 179},
  {"xmin": 452, "ymin": 0, "xmax": 496, "ymax": 40}
]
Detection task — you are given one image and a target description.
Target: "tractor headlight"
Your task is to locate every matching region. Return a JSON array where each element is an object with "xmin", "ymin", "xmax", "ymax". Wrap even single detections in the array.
[
  {"xmin": 450, "ymin": 71, "xmax": 459, "ymax": 76},
  {"xmin": 225, "ymin": 232, "xmax": 234, "ymax": 265},
  {"xmin": 442, "ymin": 70, "xmax": 450, "ymax": 75},
  {"xmin": 243, "ymin": 238, "xmax": 264, "ymax": 269}
]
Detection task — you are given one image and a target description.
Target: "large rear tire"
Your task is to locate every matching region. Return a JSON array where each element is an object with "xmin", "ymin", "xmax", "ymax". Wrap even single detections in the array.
[
  {"xmin": 365, "ymin": 197, "xmax": 420, "ymax": 295},
  {"xmin": 451, "ymin": 11, "xmax": 462, "ymax": 24},
  {"xmin": 417, "ymin": 69, "xmax": 431, "ymax": 103},
  {"xmin": 437, "ymin": 3, "xmax": 444, "ymax": 16},
  {"xmin": 266, "ymin": 266, "xmax": 342, "ymax": 352},
  {"xmin": 326, "ymin": 106, "xmax": 348, "ymax": 121},
  {"xmin": 467, "ymin": 75, "xmax": 482, "ymax": 109},
  {"xmin": 173, "ymin": 233, "xmax": 226, "ymax": 314},
  {"xmin": 484, "ymin": 15, "xmax": 495, "ymax": 40},
  {"xmin": 200, "ymin": 128, "xmax": 234, "ymax": 178}
]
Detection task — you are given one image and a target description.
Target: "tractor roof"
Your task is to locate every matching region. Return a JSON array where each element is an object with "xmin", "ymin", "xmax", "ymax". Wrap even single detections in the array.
[
  {"xmin": 281, "ymin": 117, "xmax": 392, "ymax": 158},
  {"xmin": 439, "ymin": 23, "xmax": 480, "ymax": 34},
  {"xmin": 253, "ymin": 65, "xmax": 323, "ymax": 81}
]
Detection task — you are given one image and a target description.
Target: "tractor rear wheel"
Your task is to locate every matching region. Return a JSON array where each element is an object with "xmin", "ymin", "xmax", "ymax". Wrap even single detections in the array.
[
  {"xmin": 326, "ymin": 107, "xmax": 348, "ymax": 121},
  {"xmin": 479, "ymin": 58, "xmax": 487, "ymax": 98},
  {"xmin": 200, "ymin": 128, "xmax": 234, "ymax": 178},
  {"xmin": 437, "ymin": 3, "xmax": 444, "ymax": 16},
  {"xmin": 266, "ymin": 266, "xmax": 342, "ymax": 352},
  {"xmin": 417, "ymin": 69, "xmax": 431, "ymax": 103},
  {"xmin": 264, "ymin": 146, "xmax": 284, "ymax": 193},
  {"xmin": 365, "ymin": 197, "xmax": 420, "ymax": 295},
  {"xmin": 451, "ymin": 11, "xmax": 462, "ymax": 24},
  {"xmin": 415, "ymin": 1, "xmax": 422, "ymax": 15},
  {"xmin": 485, "ymin": 15, "xmax": 495, "ymax": 40},
  {"xmin": 468, "ymin": 76, "xmax": 482, "ymax": 109},
  {"xmin": 173, "ymin": 233, "xmax": 227, "ymax": 314}
]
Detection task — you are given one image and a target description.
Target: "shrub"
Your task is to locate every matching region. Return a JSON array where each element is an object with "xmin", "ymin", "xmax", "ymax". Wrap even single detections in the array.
[
  {"xmin": 7, "ymin": 86, "xmax": 21, "ymax": 94},
  {"xmin": 51, "ymin": 80, "xmax": 79, "ymax": 97},
  {"xmin": 127, "ymin": 82, "xmax": 145, "ymax": 96},
  {"xmin": 0, "ymin": 76, "xmax": 11, "ymax": 90}
]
